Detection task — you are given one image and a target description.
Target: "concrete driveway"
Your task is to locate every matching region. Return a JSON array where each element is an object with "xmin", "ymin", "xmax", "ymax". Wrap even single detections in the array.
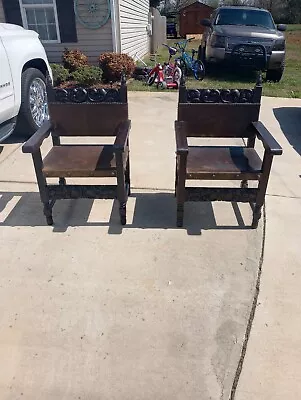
[{"xmin": 0, "ymin": 93, "xmax": 300, "ymax": 400}]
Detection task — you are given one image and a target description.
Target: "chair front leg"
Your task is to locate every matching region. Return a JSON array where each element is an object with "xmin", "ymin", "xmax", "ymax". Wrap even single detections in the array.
[
  {"xmin": 175, "ymin": 158, "xmax": 178, "ymax": 197},
  {"xmin": 176, "ymin": 152, "xmax": 187, "ymax": 227},
  {"xmin": 116, "ymin": 151, "xmax": 127, "ymax": 226},
  {"xmin": 32, "ymin": 150, "xmax": 53, "ymax": 225},
  {"xmin": 125, "ymin": 140, "xmax": 131, "ymax": 196},
  {"xmin": 252, "ymin": 151, "xmax": 273, "ymax": 228}
]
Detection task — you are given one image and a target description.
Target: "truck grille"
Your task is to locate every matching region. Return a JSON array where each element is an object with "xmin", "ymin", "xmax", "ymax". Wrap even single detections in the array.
[{"xmin": 226, "ymin": 37, "xmax": 274, "ymax": 54}]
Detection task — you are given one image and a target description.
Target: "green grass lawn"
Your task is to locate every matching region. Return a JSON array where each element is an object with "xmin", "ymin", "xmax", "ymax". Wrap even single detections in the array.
[{"xmin": 128, "ymin": 25, "xmax": 301, "ymax": 98}]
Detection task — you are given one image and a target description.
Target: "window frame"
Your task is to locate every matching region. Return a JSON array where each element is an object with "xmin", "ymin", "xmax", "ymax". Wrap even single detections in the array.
[{"xmin": 18, "ymin": 0, "xmax": 61, "ymax": 44}]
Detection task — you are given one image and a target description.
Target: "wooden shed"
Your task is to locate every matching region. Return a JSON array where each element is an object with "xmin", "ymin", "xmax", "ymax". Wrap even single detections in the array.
[{"xmin": 179, "ymin": 0, "xmax": 214, "ymax": 38}]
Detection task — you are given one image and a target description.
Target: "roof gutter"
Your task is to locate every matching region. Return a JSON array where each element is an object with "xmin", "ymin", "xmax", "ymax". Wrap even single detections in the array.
[{"xmin": 110, "ymin": 0, "xmax": 121, "ymax": 52}]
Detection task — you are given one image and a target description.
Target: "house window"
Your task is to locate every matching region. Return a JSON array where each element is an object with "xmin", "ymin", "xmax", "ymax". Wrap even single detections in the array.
[{"xmin": 19, "ymin": 0, "xmax": 60, "ymax": 43}]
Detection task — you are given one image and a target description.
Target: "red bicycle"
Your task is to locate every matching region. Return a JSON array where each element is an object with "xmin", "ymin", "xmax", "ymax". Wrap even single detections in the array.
[
  {"xmin": 147, "ymin": 43, "xmax": 182, "ymax": 89},
  {"xmin": 147, "ymin": 63, "xmax": 165, "ymax": 87}
]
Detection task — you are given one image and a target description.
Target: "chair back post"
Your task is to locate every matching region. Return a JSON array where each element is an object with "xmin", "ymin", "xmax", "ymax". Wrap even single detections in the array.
[
  {"xmin": 253, "ymin": 71, "xmax": 263, "ymax": 103},
  {"xmin": 120, "ymin": 71, "xmax": 128, "ymax": 104},
  {"xmin": 179, "ymin": 72, "xmax": 187, "ymax": 103}
]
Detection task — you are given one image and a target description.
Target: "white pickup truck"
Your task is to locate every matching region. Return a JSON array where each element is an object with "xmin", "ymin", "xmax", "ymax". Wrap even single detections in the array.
[{"xmin": 0, "ymin": 23, "xmax": 52, "ymax": 142}]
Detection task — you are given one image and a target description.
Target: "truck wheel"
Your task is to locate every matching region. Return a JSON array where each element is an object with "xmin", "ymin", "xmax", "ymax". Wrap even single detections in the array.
[
  {"xmin": 266, "ymin": 67, "xmax": 284, "ymax": 82},
  {"xmin": 16, "ymin": 68, "xmax": 48, "ymax": 136},
  {"xmin": 198, "ymin": 45, "xmax": 206, "ymax": 62}
]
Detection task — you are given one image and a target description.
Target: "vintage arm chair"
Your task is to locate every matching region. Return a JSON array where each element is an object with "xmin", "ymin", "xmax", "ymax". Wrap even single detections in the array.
[
  {"xmin": 175, "ymin": 75, "xmax": 282, "ymax": 228},
  {"xmin": 22, "ymin": 77, "xmax": 131, "ymax": 226}
]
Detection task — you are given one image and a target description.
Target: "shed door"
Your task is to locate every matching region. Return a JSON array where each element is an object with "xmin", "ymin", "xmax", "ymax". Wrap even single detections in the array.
[{"xmin": 183, "ymin": 10, "xmax": 204, "ymax": 35}]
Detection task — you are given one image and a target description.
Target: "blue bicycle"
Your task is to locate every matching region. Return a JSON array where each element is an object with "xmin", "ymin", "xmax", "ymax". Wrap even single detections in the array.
[{"xmin": 175, "ymin": 38, "xmax": 205, "ymax": 81}]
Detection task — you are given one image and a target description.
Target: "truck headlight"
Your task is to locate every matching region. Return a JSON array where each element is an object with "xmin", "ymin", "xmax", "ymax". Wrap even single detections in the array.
[
  {"xmin": 211, "ymin": 35, "xmax": 226, "ymax": 48},
  {"xmin": 273, "ymin": 40, "xmax": 285, "ymax": 51}
]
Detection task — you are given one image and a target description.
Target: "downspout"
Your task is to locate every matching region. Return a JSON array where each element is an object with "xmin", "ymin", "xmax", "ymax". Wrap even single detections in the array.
[{"xmin": 110, "ymin": 0, "xmax": 121, "ymax": 52}]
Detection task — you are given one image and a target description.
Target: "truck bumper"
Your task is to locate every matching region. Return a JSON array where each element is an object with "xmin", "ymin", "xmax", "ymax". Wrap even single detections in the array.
[{"xmin": 206, "ymin": 47, "xmax": 285, "ymax": 71}]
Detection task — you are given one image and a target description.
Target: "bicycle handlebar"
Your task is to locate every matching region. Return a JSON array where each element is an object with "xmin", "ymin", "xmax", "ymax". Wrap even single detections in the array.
[{"xmin": 175, "ymin": 37, "xmax": 196, "ymax": 50}]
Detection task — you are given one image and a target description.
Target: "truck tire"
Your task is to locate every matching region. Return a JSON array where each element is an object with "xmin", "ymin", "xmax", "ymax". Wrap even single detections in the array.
[
  {"xmin": 198, "ymin": 45, "xmax": 206, "ymax": 62},
  {"xmin": 16, "ymin": 68, "xmax": 48, "ymax": 136},
  {"xmin": 266, "ymin": 67, "xmax": 284, "ymax": 83}
]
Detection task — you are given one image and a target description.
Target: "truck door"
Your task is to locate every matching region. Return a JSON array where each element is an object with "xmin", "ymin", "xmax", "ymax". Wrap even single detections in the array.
[{"xmin": 0, "ymin": 37, "xmax": 15, "ymax": 124}]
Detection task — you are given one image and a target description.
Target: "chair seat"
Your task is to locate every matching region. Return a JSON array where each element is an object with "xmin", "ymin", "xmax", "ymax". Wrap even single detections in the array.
[
  {"xmin": 43, "ymin": 145, "xmax": 128, "ymax": 178},
  {"xmin": 185, "ymin": 146, "xmax": 262, "ymax": 180}
]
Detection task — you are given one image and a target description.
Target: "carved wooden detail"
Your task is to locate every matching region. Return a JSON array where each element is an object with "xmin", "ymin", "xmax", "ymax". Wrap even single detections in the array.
[
  {"xmin": 52, "ymin": 87, "xmax": 122, "ymax": 104},
  {"xmin": 186, "ymin": 88, "xmax": 256, "ymax": 104}
]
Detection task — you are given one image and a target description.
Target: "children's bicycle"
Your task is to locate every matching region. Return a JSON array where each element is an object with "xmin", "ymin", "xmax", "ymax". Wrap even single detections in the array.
[
  {"xmin": 175, "ymin": 38, "xmax": 205, "ymax": 81},
  {"xmin": 146, "ymin": 44, "xmax": 182, "ymax": 89}
]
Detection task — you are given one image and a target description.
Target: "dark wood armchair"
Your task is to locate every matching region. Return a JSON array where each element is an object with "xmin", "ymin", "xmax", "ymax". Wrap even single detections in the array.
[
  {"xmin": 22, "ymin": 78, "xmax": 131, "ymax": 226},
  {"xmin": 175, "ymin": 76, "xmax": 282, "ymax": 228}
]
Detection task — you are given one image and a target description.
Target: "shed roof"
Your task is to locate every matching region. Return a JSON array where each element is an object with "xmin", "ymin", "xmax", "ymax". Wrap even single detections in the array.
[{"xmin": 179, "ymin": 0, "xmax": 214, "ymax": 11}]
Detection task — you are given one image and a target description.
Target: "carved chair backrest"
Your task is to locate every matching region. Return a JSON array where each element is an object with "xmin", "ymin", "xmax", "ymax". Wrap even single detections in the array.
[
  {"xmin": 47, "ymin": 81, "xmax": 128, "ymax": 137},
  {"xmin": 178, "ymin": 79, "xmax": 262, "ymax": 138}
]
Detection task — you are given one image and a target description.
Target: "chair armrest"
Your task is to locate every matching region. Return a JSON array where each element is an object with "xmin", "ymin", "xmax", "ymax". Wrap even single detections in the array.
[
  {"xmin": 175, "ymin": 121, "xmax": 188, "ymax": 154},
  {"xmin": 252, "ymin": 121, "xmax": 283, "ymax": 155},
  {"xmin": 113, "ymin": 120, "xmax": 131, "ymax": 152},
  {"xmin": 22, "ymin": 120, "xmax": 52, "ymax": 154}
]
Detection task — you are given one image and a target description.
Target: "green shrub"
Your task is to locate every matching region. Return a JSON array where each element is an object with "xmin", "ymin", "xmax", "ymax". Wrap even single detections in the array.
[
  {"xmin": 71, "ymin": 66, "xmax": 102, "ymax": 86},
  {"xmin": 63, "ymin": 48, "xmax": 88, "ymax": 72},
  {"xmin": 99, "ymin": 52, "xmax": 135, "ymax": 82},
  {"xmin": 50, "ymin": 63, "xmax": 70, "ymax": 86}
]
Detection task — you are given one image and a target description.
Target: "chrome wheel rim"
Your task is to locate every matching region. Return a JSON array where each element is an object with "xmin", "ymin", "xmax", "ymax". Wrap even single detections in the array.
[{"xmin": 29, "ymin": 78, "xmax": 49, "ymax": 127}]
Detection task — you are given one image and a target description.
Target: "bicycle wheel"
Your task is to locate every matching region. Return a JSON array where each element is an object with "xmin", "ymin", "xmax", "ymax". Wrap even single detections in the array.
[
  {"xmin": 147, "ymin": 73, "xmax": 157, "ymax": 86},
  {"xmin": 193, "ymin": 60, "xmax": 205, "ymax": 81}
]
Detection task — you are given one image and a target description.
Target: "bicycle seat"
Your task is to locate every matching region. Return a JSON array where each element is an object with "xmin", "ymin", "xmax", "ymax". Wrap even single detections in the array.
[{"xmin": 169, "ymin": 47, "xmax": 177, "ymax": 56}]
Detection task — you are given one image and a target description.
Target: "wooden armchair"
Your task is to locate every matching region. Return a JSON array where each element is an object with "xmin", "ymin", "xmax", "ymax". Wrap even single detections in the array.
[
  {"xmin": 22, "ymin": 78, "xmax": 131, "ymax": 226},
  {"xmin": 175, "ymin": 76, "xmax": 282, "ymax": 228}
]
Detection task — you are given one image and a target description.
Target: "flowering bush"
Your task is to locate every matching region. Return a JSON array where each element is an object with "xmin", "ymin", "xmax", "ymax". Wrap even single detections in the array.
[
  {"xmin": 62, "ymin": 48, "xmax": 88, "ymax": 72},
  {"xmin": 71, "ymin": 66, "xmax": 102, "ymax": 86},
  {"xmin": 99, "ymin": 52, "xmax": 135, "ymax": 82}
]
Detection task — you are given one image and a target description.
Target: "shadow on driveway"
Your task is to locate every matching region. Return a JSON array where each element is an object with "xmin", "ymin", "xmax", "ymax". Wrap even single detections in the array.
[
  {"xmin": 274, "ymin": 107, "xmax": 301, "ymax": 156},
  {"xmin": 0, "ymin": 191, "xmax": 252, "ymax": 234}
]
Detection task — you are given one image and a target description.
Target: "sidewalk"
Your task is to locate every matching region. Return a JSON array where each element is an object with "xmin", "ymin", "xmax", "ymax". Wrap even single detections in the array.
[
  {"xmin": 236, "ymin": 97, "xmax": 301, "ymax": 400},
  {"xmin": 0, "ymin": 93, "xmax": 300, "ymax": 400}
]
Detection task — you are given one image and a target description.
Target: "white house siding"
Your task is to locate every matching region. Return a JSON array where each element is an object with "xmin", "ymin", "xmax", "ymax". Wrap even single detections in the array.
[
  {"xmin": 0, "ymin": 1, "xmax": 5, "ymax": 22},
  {"xmin": 119, "ymin": 0, "xmax": 149, "ymax": 60},
  {"xmin": 0, "ymin": 0, "xmax": 113, "ymax": 64},
  {"xmin": 44, "ymin": 19, "xmax": 113, "ymax": 64}
]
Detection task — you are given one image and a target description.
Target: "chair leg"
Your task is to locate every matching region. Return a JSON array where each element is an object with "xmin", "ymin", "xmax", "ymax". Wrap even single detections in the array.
[
  {"xmin": 252, "ymin": 204, "xmax": 262, "ymax": 229},
  {"xmin": 176, "ymin": 153, "xmax": 187, "ymax": 228},
  {"xmin": 59, "ymin": 177, "xmax": 66, "ymax": 186},
  {"xmin": 32, "ymin": 151, "xmax": 54, "ymax": 226},
  {"xmin": 240, "ymin": 180, "xmax": 248, "ymax": 189},
  {"xmin": 175, "ymin": 170, "xmax": 178, "ymax": 197},
  {"xmin": 43, "ymin": 202, "xmax": 53, "ymax": 226},
  {"xmin": 252, "ymin": 152, "xmax": 274, "ymax": 229},
  {"xmin": 116, "ymin": 152, "xmax": 127, "ymax": 226},
  {"xmin": 125, "ymin": 156, "xmax": 131, "ymax": 196},
  {"xmin": 177, "ymin": 204, "xmax": 184, "ymax": 227},
  {"xmin": 119, "ymin": 202, "xmax": 126, "ymax": 226}
]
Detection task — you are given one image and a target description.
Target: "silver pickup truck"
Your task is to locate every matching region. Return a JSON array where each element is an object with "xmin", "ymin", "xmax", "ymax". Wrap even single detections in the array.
[{"xmin": 199, "ymin": 6, "xmax": 286, "ymax": 82}]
